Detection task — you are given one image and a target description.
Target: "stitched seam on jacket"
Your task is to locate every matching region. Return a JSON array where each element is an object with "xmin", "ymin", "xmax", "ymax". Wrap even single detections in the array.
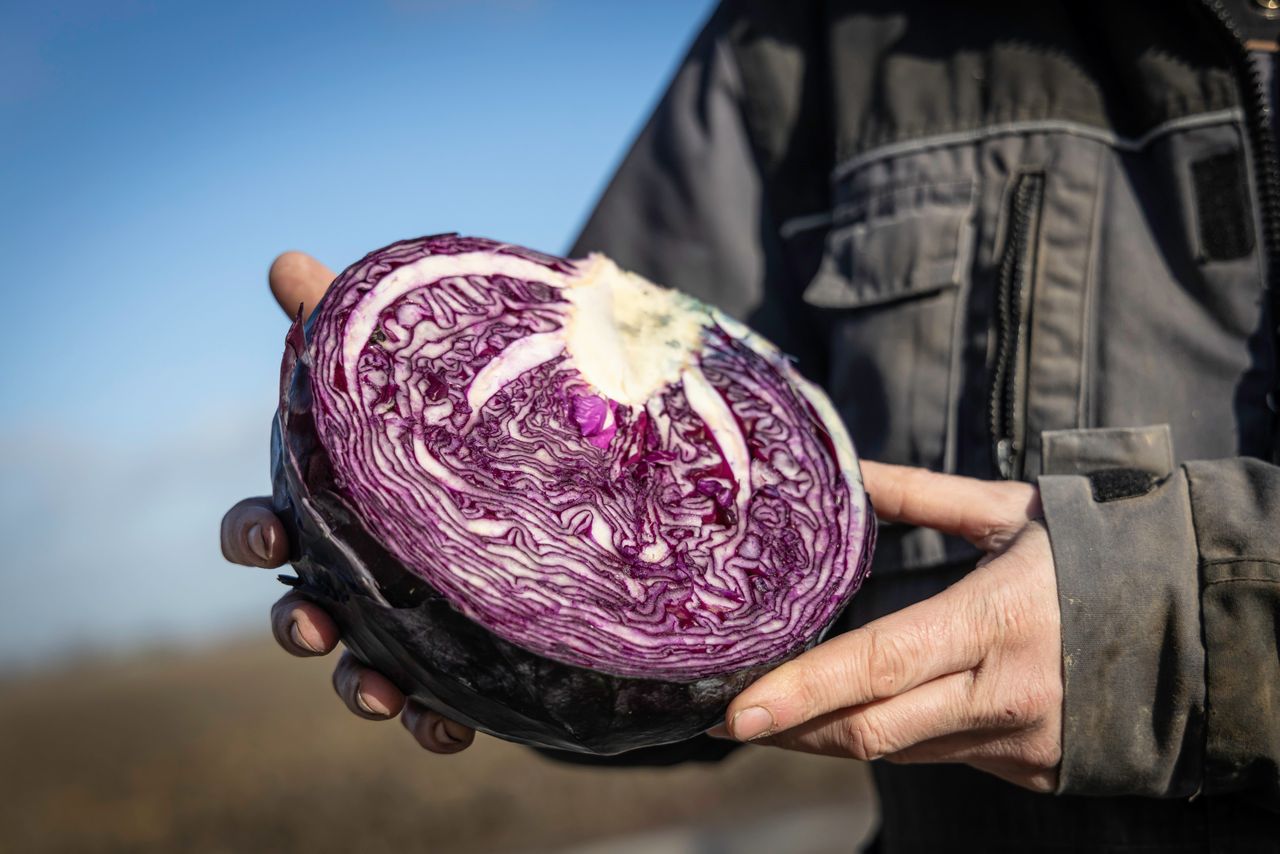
[
  {"xmin": 833, "ymin": 109, "xmax": 1246, "ymax": 179},
  {"xmin": 1201, "ymin": 558, "xmax": 1280, "ymax": 587},
  {"xmin": 778, "ymin": 109, "xmax": 1246, "ymax": 238},
  {"xmin": 1201, "ymin": 557, "xmax": 1280, "ymax": 568}
]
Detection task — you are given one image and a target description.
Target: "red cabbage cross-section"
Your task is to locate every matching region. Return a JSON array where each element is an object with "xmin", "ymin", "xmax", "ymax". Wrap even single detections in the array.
[{"xmin": 274, "ymin": 234, "xmax": 874, "ymax": 752}]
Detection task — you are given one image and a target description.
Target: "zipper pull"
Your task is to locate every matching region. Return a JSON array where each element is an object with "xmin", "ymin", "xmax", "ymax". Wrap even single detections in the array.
[{"xmin": 995, "ymin": 438, "xmax": 1016, "ymax": 480}]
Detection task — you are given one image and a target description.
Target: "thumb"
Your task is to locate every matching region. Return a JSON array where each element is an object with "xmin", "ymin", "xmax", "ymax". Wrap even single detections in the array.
[
  {"xmin": 269, "ymin": 250, "xmax": 336, "ymax": 320},
  {"xmin": 860, "ymin": 461, "xmax": 1041, "ymax": 550}
]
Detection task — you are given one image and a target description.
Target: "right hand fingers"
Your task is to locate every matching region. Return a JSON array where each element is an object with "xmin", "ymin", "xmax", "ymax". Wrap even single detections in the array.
[
  {"xmin": 402, "ymin": 700, "xmax": 476, "ymax": 754},
  {"xmin": 329, "ymin": 644, "xmax": 475, "ymax": 752},
  {"xmin": 273, "ymin": 583, "xmax": 478, "ymax": 754},
  {"xmin": 270, "ymin": 591, "xmax": 341, "ymax": 658},
  {"xmin": 286, "ymin": 607, "xmax": 475, "ymax": 752},
  {"xmin": 264, "ymin": 251, "xmax": 474, "ymax": 751},
  {"xmin": 222, "ymin": 499, "xmax": 342, "ymax": 660},
  {"xmin": 332, "ymin": 654, "xmax": 476, "ymax": 753},
  {"xmin": 221, "ymin": 497, "xmax": 290, "ymax": 568},
  {"xmin": 236, "ymin": 250, "xmax": 336, "ymax": 565},
  {"xmin": 269, "ymin": 250, "xmax": 335, "ymax": 320},
  {"xmin": 332, "ymin": 650, "xmax": 407, "ymax": 720}
]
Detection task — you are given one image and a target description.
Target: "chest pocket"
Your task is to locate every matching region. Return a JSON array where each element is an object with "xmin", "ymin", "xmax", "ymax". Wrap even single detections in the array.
[{"xmin": 804, "ymin": 178, "xmax": 976, "ymax": 474}]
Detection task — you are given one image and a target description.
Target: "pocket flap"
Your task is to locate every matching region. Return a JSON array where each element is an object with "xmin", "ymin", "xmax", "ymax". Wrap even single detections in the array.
[{"xmin": 803, "ymin": 179, "xmax": 976, "ymax": 309}]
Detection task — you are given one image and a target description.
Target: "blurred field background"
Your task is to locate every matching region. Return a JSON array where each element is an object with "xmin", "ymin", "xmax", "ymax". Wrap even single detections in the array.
[
  {"xmin": 0, "ymin": 639, "xmax": 873, "ymax": 853},
  {"xmin": 0, "ymin": 640, "xmax": 875, "ymax": 854},
  {"xmin": 0, "ymin": 1, "xmax": 876, "ymax": 851}
]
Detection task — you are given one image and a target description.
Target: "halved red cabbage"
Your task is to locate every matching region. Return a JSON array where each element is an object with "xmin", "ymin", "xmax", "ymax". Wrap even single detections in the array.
[{"xmin": 273, "ymin": 234, "xmax": 874, "ymax": 753}]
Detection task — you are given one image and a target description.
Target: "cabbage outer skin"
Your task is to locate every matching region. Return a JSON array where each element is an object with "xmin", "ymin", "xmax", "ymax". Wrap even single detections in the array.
[{"xmin": 272, "ymin": 234, "xmax": 875, "ymax": 754}]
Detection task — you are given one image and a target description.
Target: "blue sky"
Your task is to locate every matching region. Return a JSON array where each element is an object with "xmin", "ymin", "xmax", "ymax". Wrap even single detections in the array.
[{"xmin": 0, "ymin": 0, "xmax": 716, "ymax": 666}]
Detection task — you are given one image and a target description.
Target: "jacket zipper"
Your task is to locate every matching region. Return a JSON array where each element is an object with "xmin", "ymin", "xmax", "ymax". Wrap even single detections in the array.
[
  {"xmin": 1199, "ymin": 0, "xmax": 1280, "ymax": 458},
  {"xmin": 991, "ymin": 173, "xmax": 1045, "ymax": 480}
]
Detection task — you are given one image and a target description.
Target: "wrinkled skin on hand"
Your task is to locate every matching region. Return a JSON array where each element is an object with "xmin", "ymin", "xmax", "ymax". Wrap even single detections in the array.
[{"xmin": 712, "ymin": 464, "xmax": 1063, "ymax": 793}]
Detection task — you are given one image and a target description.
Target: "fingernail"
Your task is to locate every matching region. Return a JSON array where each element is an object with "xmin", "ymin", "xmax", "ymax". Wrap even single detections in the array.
[
  {"xmin": 247, "ymin": 523, "xmax": 271, "ymax": 563},
  {"xmin": 441, "ymin": 718, "xmax": 471, "ymax": 744},
  {"xmin": 433, "ymin": 717, "xmax": 460, "ymax": 745},
  {"xmin": 731, "ymin": 706, "xmax": 775, "ymax": 741},
  {"xmin": 402, "ymin": 703, "xmax": 424, "ymax": 733},
  {"xmin": 706, "ymin": 724, "xmax": 731, "ymax": 739},
  {"xmin": 289, "ymin": 621, "xmax": 320, "ymax": 654},
  {"xmin": 355, "ymin": 683, "xmax": 391, "ymax": 717}
]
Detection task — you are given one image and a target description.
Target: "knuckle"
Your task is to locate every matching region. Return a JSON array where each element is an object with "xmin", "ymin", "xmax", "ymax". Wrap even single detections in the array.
[
  {"xmin": 1024, "ymin": 673, "xmax": 1060, "ymax": 721},
  {"xmin": 989, "ymin": 669, "xmax": 1057, "ymax": 728},
  {"xmin": 864, "ymin": 628, "xmax": 915, "ymax": 697},
  {"xmin": 973, "ymin": 486, "xmax": 1040, "ymax": 551},
  {"xmin": 993, "ymin": 580, "xmax": 1040, "ymax": 643},
  {"xmin": 963, "ymin": 662, "xmax": 988, "ymax": 709},
  {"xmin": 1004, "ymin": 484, "xmax": 1041, "ymax": 523},
  {"xmin": 967, "ymin": 595, "xmax": 999, "ymax": 653},
  {"xmin": 976, "ymin": 522, "xmax": 1015, "ymax": 554},
  {"xmin": 842, "ymin": 714, "xmax": 893, "ymax": 761}
]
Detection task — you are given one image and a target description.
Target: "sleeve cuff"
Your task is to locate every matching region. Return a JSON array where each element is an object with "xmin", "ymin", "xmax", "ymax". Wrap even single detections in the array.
[{"xmin": 1039, "ymin": 469, "xmax": 1205, "ymax": 797}]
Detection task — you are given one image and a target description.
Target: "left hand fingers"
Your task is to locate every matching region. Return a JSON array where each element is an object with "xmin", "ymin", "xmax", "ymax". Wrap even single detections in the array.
[
  {"xmin": 723, "ymin": 580, "xmax": 990, "ymax": 740},
  {"xmin": 737, "ymin": 662, "xmax": 1060, "ymax": 793},
  {"xmin": 747, "ymin": 668, "xmax": 980, "ymax": 760},
  {"xmin": 722, "ymin": 523, "xmax": 1061, "ymax": 768}
]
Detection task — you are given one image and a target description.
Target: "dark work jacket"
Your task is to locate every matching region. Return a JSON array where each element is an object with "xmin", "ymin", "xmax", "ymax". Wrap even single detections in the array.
[{"xmin": 558, "ymin": 0, "xmax": 1280, "ymax": 850}]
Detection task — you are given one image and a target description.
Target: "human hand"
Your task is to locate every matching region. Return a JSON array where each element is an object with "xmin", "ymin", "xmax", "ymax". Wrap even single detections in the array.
[
  {"xmin": 219, "ymin": 250, "xmax": 476, "ymax": 754},
  {"xmin": 714, "ymin": 462, "xmax": 1062, "ymax": 792}
]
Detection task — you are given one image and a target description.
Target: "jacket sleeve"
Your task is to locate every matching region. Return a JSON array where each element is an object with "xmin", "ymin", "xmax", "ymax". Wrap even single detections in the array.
[
  {"xmin": 538, "ymin": 3, "xmax": 817, "ymax": 768},
  {"xmin": 1040, "ymin": 453, "xmax": 1280, "ymax": 809}
]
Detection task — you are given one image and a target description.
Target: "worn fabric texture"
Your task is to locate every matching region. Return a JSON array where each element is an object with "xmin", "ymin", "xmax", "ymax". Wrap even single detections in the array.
[{"xmin": 552, "ymin": 0, "xmax": 1280, "ymax": 849}]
